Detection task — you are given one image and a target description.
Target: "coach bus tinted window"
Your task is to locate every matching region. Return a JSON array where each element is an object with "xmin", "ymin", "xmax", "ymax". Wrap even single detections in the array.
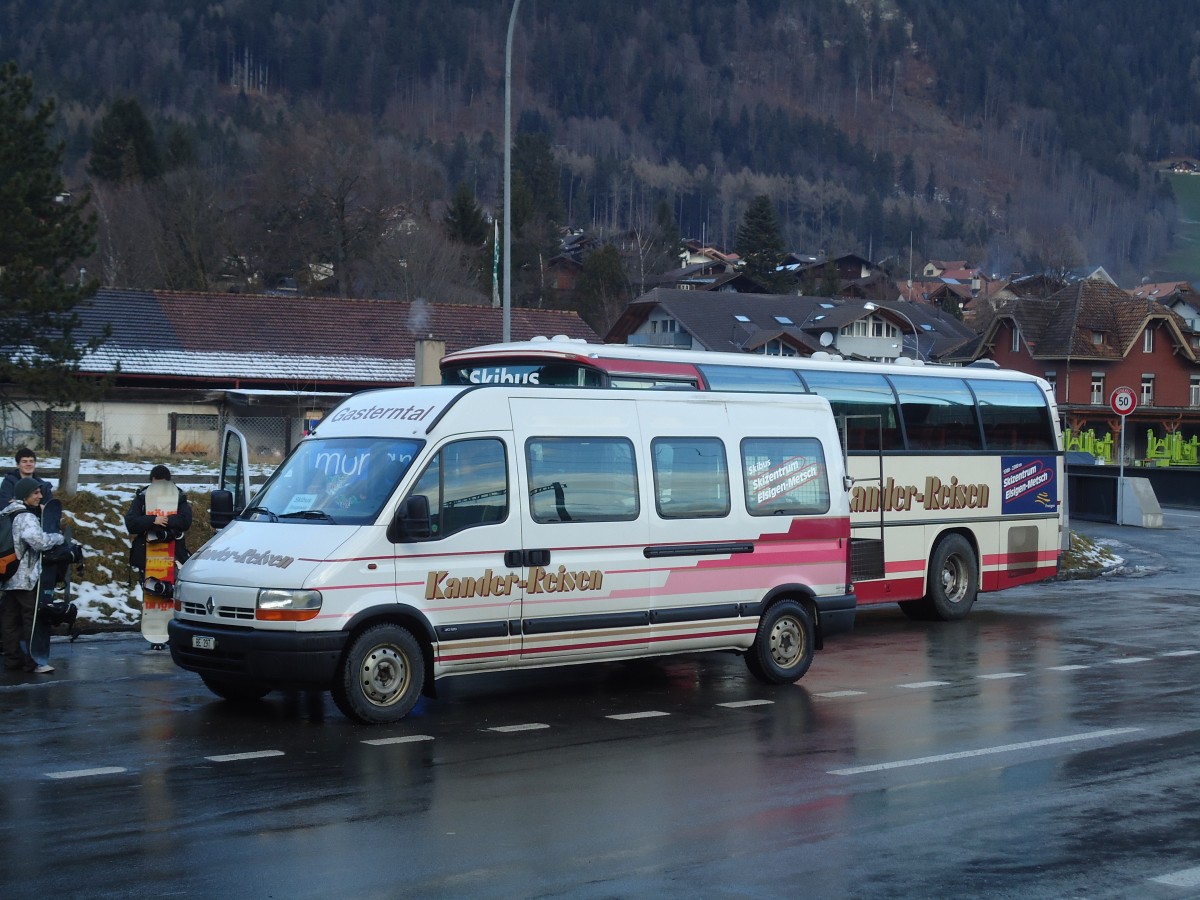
[
  {"xmin": 969, "ymin": 379, "xmax": 1057, "ymax": 451},
  {"xmin": 889, "ymin": 374, "xmax": 983, "ymax": 451},
  {"xmin": 442, "ymin": 362, "xmax": 605, "ymax": 387},
  {"xmin": 697, "ymin": 364, "xmax": 807, "ymax": 393},
  {"xmin": 526, "ymin": 437, "xmax": 639, "ymax": 523},
  {"xmin": 798, "ymin": 371, "xmax": 903, "ymax": 451},
  {"xmin": 741, "ymin": 438, "xmax": 830, "ymax": 515},
  {"xmin": 652, "ymin": 437, "xmax": 731, "ymax": 519}
]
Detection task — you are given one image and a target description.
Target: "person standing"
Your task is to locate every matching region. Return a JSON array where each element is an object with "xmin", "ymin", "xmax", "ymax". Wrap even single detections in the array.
[
  {"xmin": 0, "ymin": 447, "xmax": 54, "ymax": 507},
  {"xmin": 1, "ymin": 478, "xmax": 64, "ymax": 673},
  {"xmin": 124, "ymin": 464, "xmax": 193, "ymax": 579}
]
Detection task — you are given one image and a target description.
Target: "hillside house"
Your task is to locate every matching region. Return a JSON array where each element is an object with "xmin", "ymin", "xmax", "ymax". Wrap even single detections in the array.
[{"xmin": 961, "ymin": 278, "xmax": 1200, "ymax": 461}]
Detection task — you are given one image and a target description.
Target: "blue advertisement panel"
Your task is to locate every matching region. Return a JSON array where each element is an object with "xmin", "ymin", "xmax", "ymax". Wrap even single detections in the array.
[{"xmin": 1001, "ymin": 456, "xmax": 1058, "ymax": 514}]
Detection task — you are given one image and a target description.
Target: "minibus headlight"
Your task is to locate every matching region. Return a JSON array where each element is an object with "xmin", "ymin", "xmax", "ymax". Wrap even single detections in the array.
[{"xmin": 256, "ymin": 589, "xmax": 323, "ymax": 622}]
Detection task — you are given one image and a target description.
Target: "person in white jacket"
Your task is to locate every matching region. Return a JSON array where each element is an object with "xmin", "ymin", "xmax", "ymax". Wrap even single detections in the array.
[{"xmin": 1, "ymin": 478, "xmax": 64, "ymax": 673}]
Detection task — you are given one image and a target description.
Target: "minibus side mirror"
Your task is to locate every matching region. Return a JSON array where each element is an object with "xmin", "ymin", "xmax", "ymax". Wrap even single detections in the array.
[
  {"xmin": 388, "ymin": 495, "xmax": 432, "ymax": 542},
  {"xmin": 210, "ymin": 489, "xmax": 236, "ymax": 529}
]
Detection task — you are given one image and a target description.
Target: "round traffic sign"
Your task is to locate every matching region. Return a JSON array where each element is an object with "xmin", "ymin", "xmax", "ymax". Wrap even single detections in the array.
[{"xmin": 1110, "ymin": 386, "xmax": 1137, "ymax": 416}]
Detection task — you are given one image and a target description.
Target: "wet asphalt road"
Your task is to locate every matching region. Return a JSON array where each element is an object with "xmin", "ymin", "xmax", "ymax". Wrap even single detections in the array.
[{"xmin": 2, "ymin": 511, "xmax": 1200, "ymax": 899}]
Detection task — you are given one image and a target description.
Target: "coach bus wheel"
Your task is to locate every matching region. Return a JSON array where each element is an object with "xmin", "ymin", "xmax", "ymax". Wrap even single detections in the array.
[
  {"xmin": 332, "ymin": 623, "xmax": 425, "ymax": 725},
  {"xmin": 925, "ymin": 534, "xmax": 978, "ymax": 621},
  {"xmin": 745, "ymin": 600, "xmax": 814, "ymax": 684},
  {"xmin": 200, "ymin": 674, "xmax": 272, "ymax": 703}
]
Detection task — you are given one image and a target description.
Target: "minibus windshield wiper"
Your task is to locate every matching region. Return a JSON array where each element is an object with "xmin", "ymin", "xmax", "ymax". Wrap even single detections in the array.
[
  {"xmin": 279, "ymin": 509, "xmax": 336, "ymax": 521},
  {"xmin": 243, "ymin": 505, "xmax": 278, "ymax": 522}
]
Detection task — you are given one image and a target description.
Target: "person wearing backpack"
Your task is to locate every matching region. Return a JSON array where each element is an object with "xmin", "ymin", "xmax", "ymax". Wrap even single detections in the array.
[{"xmin": 1, "ymin": 478, "xmax": 65, "ymax": 673}]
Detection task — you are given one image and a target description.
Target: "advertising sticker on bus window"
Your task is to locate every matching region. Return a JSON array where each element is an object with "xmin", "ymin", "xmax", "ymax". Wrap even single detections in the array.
[{"xmin": 1000, "ymin": 456, "xmax": 1058, "ymax": 514}]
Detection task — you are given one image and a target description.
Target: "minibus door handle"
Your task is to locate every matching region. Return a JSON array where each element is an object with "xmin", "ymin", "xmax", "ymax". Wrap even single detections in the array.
[{"xmin": 505, "ymin": 549, "xmax": 550, "ymax": 568}]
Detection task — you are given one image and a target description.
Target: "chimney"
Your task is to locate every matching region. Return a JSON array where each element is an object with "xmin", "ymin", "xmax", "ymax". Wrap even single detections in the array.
[{"xmin": 413, "ymin": 337, "xmax": 445, "ymax": 386}]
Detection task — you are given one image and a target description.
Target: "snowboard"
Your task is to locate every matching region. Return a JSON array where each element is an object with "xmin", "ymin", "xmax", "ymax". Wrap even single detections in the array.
[
  {"xmin": 26, "ymin": 499, "xmax": 63, "ymax": 667},
  {"xmin": 139, "ymin": 480, "xmax": 178, "ymax": 648}
]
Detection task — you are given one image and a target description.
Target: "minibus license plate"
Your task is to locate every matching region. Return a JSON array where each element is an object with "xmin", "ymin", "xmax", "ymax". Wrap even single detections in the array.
[{"xmin": 192, "ymin": 635, "xmax": 216, "ymax": 650}]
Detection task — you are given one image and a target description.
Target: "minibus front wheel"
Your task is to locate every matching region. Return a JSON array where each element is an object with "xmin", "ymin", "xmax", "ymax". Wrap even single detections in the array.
[
  {"xmin": 333, "ymin": 623, "xmax": 426, "ymax": 724},
  {"xmin": 745, "ymin": 599, "xmax": 814, "ymax": 684}
]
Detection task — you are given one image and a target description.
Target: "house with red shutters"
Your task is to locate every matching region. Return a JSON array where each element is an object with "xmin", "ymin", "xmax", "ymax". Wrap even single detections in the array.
[{"xmin": 960, "ymin": 278, "xmax": 1200, "ymax": 461}]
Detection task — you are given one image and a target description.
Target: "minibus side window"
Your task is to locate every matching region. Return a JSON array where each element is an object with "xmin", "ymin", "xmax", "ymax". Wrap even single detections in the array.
[
  {"xmin": 741, "ymin": 437, "xmax": 831, "ymax": 516},
  {"xmin": 526, "ymin": 437, "xmax": 639, "ymax": 523},
  {"xmin": 652, "ymin": 437, "xmax": 730, "ymax": 519},
  {"xmin": 407, "ymin": 439, "xmax": 508, "ymax": 539}
]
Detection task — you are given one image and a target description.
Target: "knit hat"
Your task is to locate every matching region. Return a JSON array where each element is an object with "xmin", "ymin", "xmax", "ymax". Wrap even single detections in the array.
[
  {"xmin": 150, "ymin": 464, "xmax": 172, "ymax": 482},
  {"xmin": 13, "ymin": 477, "xmax": 41, "ymax": 501}
]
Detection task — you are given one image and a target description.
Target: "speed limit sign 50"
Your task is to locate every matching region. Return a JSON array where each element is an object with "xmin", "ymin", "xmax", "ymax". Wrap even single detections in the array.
[{"xmin": 1110, "ymin": 386, "xmax": 1137, "ymax": 416}]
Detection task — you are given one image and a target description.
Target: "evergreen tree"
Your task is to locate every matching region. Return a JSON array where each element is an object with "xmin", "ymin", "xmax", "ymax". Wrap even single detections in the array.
[
  {"xmin": 573, "ymin": 244, "xmax": 628, "ymax": 334},
  {"xmin": 735, "ymin": 195, "xmax": 786, "ymax": 291},
  {"xmin": 88, "ymin": 98, "xmax": 162, "ymax": 182},
  {"xmin": 0, "ymin": 63, "xmax": 105, "ymax": 411},
  {"xmin": 443, "ymin": 182, "xmax": 489, "ymax": 246}
]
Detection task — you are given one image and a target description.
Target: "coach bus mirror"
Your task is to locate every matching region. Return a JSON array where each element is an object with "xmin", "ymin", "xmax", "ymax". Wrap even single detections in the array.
[
  {"xmin": 388, "ymin": 494, "xmax": 432, "ymax": 543},
  {"xmin": 210, "ymin": 489, "xmax": 236, "ymax": 529},
  {"xmin": 843, "ymin": 475, "xmax": 854, "ymax": 492}
]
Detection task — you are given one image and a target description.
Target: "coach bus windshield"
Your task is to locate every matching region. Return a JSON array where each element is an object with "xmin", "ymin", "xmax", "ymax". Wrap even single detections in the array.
[{"xmin": 442, "ymin": 360, "xmax": 605, "ymax": 387}]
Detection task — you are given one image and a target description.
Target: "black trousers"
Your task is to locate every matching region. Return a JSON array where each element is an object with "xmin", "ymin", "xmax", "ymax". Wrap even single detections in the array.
[{"xmin": 1, "ymin": 586, "xmax": 37, "ymax": 668}]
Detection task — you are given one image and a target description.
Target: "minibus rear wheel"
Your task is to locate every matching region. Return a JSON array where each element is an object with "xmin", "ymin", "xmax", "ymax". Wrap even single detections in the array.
[
  {"xmin": 333, "ymin": 623, "xmax": 426, "ymax": 725},
  {"xmin": 745, "ymin": 600, "xmax": 814, "ymax": 684}
]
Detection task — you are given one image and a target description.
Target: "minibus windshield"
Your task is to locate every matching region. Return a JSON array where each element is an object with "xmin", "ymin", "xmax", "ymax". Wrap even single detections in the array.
[{"xmin": 244, "ymin": 437, "xmax": 424, "ymax": 525}]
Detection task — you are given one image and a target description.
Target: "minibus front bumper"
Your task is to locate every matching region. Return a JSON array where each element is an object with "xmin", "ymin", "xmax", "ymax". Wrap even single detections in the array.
[{"xmin": 167, "ymin": 618, "xmax": 348, "ymax": 687}]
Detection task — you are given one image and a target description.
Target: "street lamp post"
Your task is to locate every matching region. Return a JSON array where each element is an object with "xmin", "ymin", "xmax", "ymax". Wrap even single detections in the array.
[
  {"xmin": 503, "ymin": 0, "xmax": 524, "ymax": 344},
  {"xmin": 864, "ymin": 302, "xmax": 922, "ymax": 361}
]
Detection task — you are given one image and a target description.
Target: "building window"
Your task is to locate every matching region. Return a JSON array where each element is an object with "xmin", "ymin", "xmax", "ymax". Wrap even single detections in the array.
[
  {"xmin": 1091, "ymin": 375, "xmax": 1104, "ymax": 405},
  {"xmin": 1011, "ymin": 325, "xmax": 1021, "ymax": 352},
  {"xmin": 872, "ymin": 319, "xmax": 885, "ymax": 337},
  {"xmin": 1142, "ymin": 375, "xmax": 1155, "ymax": 406},
  {"xmin": 1044, "ymin": 371, "xmax": 1056, "ymax": 397},
  {"xmin": 852, "ymin": 319, "xmax": 868, "ymax": 336},
  {"xmin": 1092, "ymin": 330, "xmax": 1105, "ymax": 345},
  {"xmin": 1143, "ymin": 329, "xmax": 1154, "ymax": 353},
  {"xmin": 1191, "ymin": 377, "xmax": 1200, "ymax": 407}
]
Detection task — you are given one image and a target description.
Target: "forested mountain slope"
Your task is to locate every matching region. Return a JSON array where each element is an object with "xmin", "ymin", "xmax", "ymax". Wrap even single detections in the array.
[{"xmin": 2, "ymin": 0, "xmax": 1193, "ymax": 310}]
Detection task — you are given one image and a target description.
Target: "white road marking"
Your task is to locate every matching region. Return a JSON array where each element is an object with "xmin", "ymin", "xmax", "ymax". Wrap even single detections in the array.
[
  {"xmin": 205, "ymin": 750, "xmax": 285, "ymax": 762},
  {"xmin": 1160, "ymin": 650, "xmax": 1200, "ymax": 657},
  {"xmin": 46, "ymin": 766, "xmax": 128, "ymax": 779},
  {"xmin": 1152, "ymin": 864, "xmax": 1200, "ymax": 887},
  {"xmin": 828, "ymin": 727, "xmax": 1141, "ymax": 776},
  {"xmin": 814, "ymin": 690, "xmax": 866, "ymax": 698},
  {"xmin": 717, "ymin": 699, "xmax": 774, "ymax": 708},
  {"xmin": 607, "ymin": 711, "xmax": 670, "ymax": 720},
  {"xmin": 898, "ymin": 680, "xmax": 951, "ymax": 689},
  {"xmin": 1109, "ymin": 657, "xmax": 1152, "ymax": 665},
  {"xmin": 362, "ymin": 734, "xmax": 435, "ymax": 746},
  {"xmin": 977, "ymin": 672, "xmax": 1025, "ymax": 680},
  {"xmin": 1048, "ymin": 664, "xmax": 1089, "ymax": 671},
  {"xmin": 489, "ymin": 723, "xmax": 549, "ymax": 733}
]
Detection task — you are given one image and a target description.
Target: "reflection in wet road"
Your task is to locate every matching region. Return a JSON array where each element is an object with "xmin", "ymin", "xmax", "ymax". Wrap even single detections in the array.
[{"xmin": 2, "ymin": 512, "xmax": 1200, "ymax": 897}]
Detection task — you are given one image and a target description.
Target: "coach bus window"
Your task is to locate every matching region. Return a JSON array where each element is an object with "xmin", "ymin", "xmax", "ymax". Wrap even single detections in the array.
[
  {"xmin": 652, "ymin": 437, "xmax": 730, "ymax": 519},
  {"xmin": 889, "ymin": 374, "xmax": 983, "ymax": 451},
  {"xmin": 526, "ymin": 437, "xmax": 639, "ymax": 523},
  {"xmin": 697, "ymin": 364, "xmax": 807, "ymax": 393},
  {"xmin": 798, "ymin": 371, "xmax": 903, "ymax": 452},
  {"xmin": 968, "ymin": 379, "xmax": 1057, "ymax": 452},
  {"xmin": 741, "ymin": 438, "xmax": 830, "ymax": 516}
]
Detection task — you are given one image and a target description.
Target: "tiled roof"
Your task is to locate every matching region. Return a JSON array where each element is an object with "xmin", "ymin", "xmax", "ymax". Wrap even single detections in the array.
[
  {"xmin": 974, "ymin": 280, "xmax": 1196, "ymax": 363},
  {"xmin": 73, "ymin": 288, "xmax": 598, "ymax": 388},
  {"xmin": 603, "ymin": 288, "xmax": 975, "ymax": 360}
]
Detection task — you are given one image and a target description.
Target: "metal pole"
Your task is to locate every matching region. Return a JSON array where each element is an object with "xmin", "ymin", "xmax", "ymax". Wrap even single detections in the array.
[
  {"xmin": 1118, "ymin": 419, "xmax": 1125, "ymax": 525},
  {"xmin": 503, "ymin": 0, "xmax": 523, "ymax": 343}
]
